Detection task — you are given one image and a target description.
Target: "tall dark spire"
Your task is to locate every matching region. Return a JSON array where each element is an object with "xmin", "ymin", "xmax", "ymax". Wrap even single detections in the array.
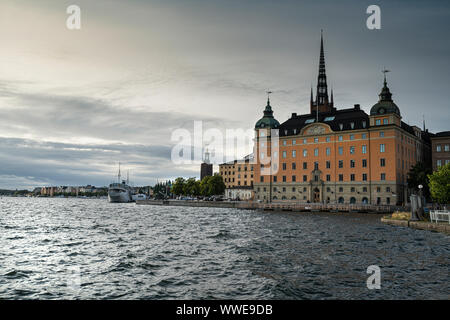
[{"xmin": 310, "ymin": 30, "xmax": 335, "ymax": 114}]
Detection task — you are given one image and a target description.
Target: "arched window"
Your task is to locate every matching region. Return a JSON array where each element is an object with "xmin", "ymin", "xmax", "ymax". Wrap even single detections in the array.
[
  {"xmin": 282, "ymin": 196, "xmax": 286, "ymax": 200},
  {"xmin": 291, "ymin": 196, "xmax": 296, "ymax": 200},
  {"xmin": 338, "ymin": 197, "xmax": 345, "ymax": 204},
  {"xmin": 362, "ymin": 197, "xmax": 368, "ymax": 204},
  {"xmin": 350, "ymin": 197, "xmax": 356, "ymax": 204},
  {"xmin": 273, "ymin": 196, "xmax": 278, "ymax": 200}
]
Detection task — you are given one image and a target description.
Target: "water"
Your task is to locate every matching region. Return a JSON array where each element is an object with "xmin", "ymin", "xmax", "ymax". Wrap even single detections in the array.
[{"xmin": 0, "ymin": 197, "xmax": 448, "ymax": 299}]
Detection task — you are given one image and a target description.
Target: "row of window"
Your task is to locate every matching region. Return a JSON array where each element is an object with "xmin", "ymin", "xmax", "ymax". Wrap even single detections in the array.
[
  {"xmin": 275, "ymin": 158, "xmax": 386, "ymax": 171},
  {"xmin": 436, "ymin": 159, "xmax": 450, "ymax": 167},
  {"xmin": 260, "ymin": 173, "xmax": 386, "ymax": 183},
  {"xmin": 436, "ymin": 144, "xmax": 450, "ymax": 152},
  {"xmin": 267, "ymin": 144, "xmax": 386, "ymax": 159},
  {"xmin": 277, "ymin": 132, "xmax": 385, "ymax": 146},
  {"xmin": 257, "ymin": 186, "xmax": 392, "ymax": 193}
]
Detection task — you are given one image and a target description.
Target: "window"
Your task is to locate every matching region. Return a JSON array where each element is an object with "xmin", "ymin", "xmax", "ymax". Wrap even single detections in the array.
[
  {"xmin": 350, "ymin": 146, "xmax": 355, "ymax": 154},
  {"xmin": 380, "ymin": 158, "xmax": 386, "ymax": 167},
  {"xmin": 314, "ymin": 137, "xmax": 319, "ymax": 143},
  {"xmin": 380, "ymin": 144, "xmax": 386, "ymax": 153},
  {"xmin": 260, "ymin": 152, "xmax": 264, "ymax": 159},
  {"xmin": 282, "ymin": 176, "xmax": 286, "ymax": 182},
  {"xmin": 362, "ymin": 159, "xmax": 367, "ymax": 167},
  {"xmin": 339, "ymin": 123, "xmax": 343, "ymax": 130},
  {"xmin": 291, "ymin": 162, "xmax": 296, "ymax": 170},
  {"xmin": 363, "ymin": 187, "xmax": 367, "ymax": 192},
  {"xmin": 350, "ymin": 174, "xmax": 355, "ymax": 181},
  {"xmin": 437, "ymin": 160, "xmax": 442, "ymax": 167},
  {"xmin": 377, "ymin": 187, "xmax": 381, "ymax": 192},
  {"xmin": 260, "ymin": 176, "xmax": 264, "ymax": 182},
  {"xmin": 283, "ymin": 140, "xmax": 287, "ymax": 146},
  {"xmin": 303, "ymin": 138, "xmax": 307, "ymax": 144},
  {"xmin": 273, "ymin": 176, "xmax": 277, "ymax": 182},
  {"xmin": 383, "ymin": 119, "xmax": 388, "ymax": 125},
  {"xmin": 314, "ymin": 148, "xmax": 319, "ymax": 156},
  {"xmin": 303, "ymin": 175, "xmax": 307, "ymax": 182},
  {"xmin": 326, "ymin": 175, "xmax": 331, "ymax": 181},
  {"xmin": 303, "ymin": 162, "xmax": 307, "ymax": 169},
  {"xmin": 380, "ymin": 131, "xmax": 384, "ymax": 137},
  {"xmin": 305, "ymin": 119, "xmax": 315, "ymax": 124},
  {"xmin": 445, "ymin": 145, "xmax": 449, "ymax": 152},
  {"xmin": 350, "ymin": 122, "xmax": 355, "ymax": 129},
  {"xmin": 292, "ymin": 139, "xmax": 296, "ymax": 145},
  {"xmin": 362, "ymin": 145, "xmax": 367, "ymax": 154},
  {"xmin": 338, "ymin": 135, "xmax": 343, "ymax": 141},
  {"xmin": 362, "ymin": 173, "xmax": 367, "ymax": 181},
  {"xmin": 324, "ymin": 116, "xmax": 335, "ymax": 121},
  {"xmin": 437, "ymin": 145, "xmax": 441, "ymax": 152},
  {"xmin": 282, "ymin": 163, "xmax": 286, "ymax": 170},
  {"xmin": 326, "ymin": 161, "xmax": 331, "ymax": 169},
  {"xmin": 339, "ymin": 174, "xmax": 344, "ymax": 182},
  {"xmin": 362, "ymin": 121, "xmax": 367, "ymax": 128},
  {"xmin": 314, "ymin": 162, "xmax": 319, "ymax": 170},
  {"xmin": 386, "ymin": 197, "xmax": 390, "ymax": 205},
  {"xmin": 350, "ymin": 134, "xmax": 355, "ymax": 140},
  {"xmin": 362, "ymin": 133, "xmax": 367, "ymax": 139},
  {"xmin": 351, "ymin": 187, "xmax": 356, "ymax": 193},
  {"xmin": 350, "ymin": 160, "xmax": 355, "ymax": 168},
  {"xmin": 376, "ymin": 119, "xmax": 381, "ymax": 125},
  {"xmin": 338, "ymin": 147, "xmax": 343, "ymax": 155},
  {"xmin": 386, "ymin": 187, "xmax": 391, "ymax": 192},
  {"xmin": 339, "ymin": 187, "xmax": 343, "ymax": 193},
  {"xmin": 292, "ymin": 150, "xmax": 296, "ymax": 158},
  {"xmin": 303, "ymin": 149, "xmax": 307, "ymax": 157},
  {"xmin": 326, "ymin": 147, "xmax": 331, "ymax": 156},
  {"xmin": 381, "ymin": 173, "xmax": 386, "ymax": 181},
  {"xmin": 326, "ymin": 136, "xmax": 331, "ymax": 142},
  {"xmin": 339, "ymin": 160, "xmax": 343, "ymax": 168},
  {"xmin": 292, "ymin": 175, "xmax": 296, "ymax": 182}
]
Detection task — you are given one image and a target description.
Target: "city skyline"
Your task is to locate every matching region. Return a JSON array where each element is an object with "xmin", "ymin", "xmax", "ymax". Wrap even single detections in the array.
[{"xmin": 1, "ymin": 0, "xmax": 450, "ymax": 189}]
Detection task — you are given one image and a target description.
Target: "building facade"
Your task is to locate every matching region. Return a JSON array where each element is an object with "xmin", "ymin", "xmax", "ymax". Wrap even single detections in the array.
[
  {"xmin": 253, "ymin": 34, "xmax": 431, "ymax": 205},
  {"xmin": 431, "ymin": 132, "xmax": 450, "ymax": 171},
  {"xmin": 219, "ymin": 154, "xmax": 254, "ymax": 189}
]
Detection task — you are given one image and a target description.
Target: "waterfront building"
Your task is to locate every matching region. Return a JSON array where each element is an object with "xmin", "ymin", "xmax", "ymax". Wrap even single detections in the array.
[
  {"xmin": 253, "ymin": 33, "xmax": 431, "ymax": 205},
  {"xmin": 219, "ymin": 154, "xmax": 255, "ymax": 200},
  {"xmin": 200, "ymin": 150, "xmax": 213, "ymax": 180},
  {"xmin": 431, "ymin": 131, "xmax": 450, "ymax": 171}
]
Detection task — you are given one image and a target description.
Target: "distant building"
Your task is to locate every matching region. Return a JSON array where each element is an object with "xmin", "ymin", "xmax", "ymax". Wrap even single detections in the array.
[
  {"xmin": 200, "ymin": 150, "xmax": 213, "ymax": 180},
  {"xmin": 431, "ymin": 131, "xmax": 450, "ymax": 171},
  {"xmin": 219, "ymin": 154, "xmax": 254, "ymax": 188}
]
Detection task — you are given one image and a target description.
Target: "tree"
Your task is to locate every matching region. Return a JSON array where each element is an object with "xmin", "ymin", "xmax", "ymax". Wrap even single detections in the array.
[
  {"xmin": 407, "ymin": 162, "xmax": 432, "ymax": 199},
  {"xmin": 200, "ymin": 176, "xmax": 211, "ymax": 196},
  {"xmin": 203, "ymin": 174, "xmax": 225, "ymax": 196},
  {"xmin": 184, "ymin": 178, "xmax": 200, "ymax": 196},
  {"xmin": 428, "ymin": 163, "xmax": 450, "ymax": 204},
  {"xmin": 171, "ymin": 177, "xmax": 186, "ymax": 196}
]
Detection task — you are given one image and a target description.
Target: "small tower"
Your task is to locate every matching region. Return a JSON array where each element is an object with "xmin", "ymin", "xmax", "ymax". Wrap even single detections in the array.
[
  {"xmin": 200, "ymin": 149, "xmax": 213, "ymax": 180},
  {"xmin": 370, "ymin": 70, "xmax": 401, "ymax": 126}
]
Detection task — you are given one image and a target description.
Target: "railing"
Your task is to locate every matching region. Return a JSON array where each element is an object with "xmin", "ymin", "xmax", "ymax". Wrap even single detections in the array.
[
  {"xmin": 236, "ymin": 202, "xmax": 393, "ymax": 213},
  {"xmin": 430, "ymin": 210, "xmax": 450, "ymax": 224}
]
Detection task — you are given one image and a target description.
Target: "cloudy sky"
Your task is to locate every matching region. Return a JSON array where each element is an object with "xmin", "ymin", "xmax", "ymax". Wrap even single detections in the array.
[{"xmin": 0, "ymin": 0, "xmax": 449, "ymax": 189}]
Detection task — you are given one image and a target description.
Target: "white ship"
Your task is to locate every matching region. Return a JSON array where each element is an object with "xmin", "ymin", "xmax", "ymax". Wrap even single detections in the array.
[{"xmin": 108, "ymin": 163, "xmax": 133, "ymax": 203}]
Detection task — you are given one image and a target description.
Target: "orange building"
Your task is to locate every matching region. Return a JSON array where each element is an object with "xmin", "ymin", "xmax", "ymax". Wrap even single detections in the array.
[
  {"xmin": 219, "ymin": 154, "xmax": 254, "ymax": 188},
  {"xmin": 253, "ymin": 34, "xmax": 431, "ymax": 205}
]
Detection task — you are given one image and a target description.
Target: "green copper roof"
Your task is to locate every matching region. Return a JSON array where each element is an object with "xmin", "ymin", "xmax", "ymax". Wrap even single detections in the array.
[
  {"xmin": 370, "ymin": 75, "xmax": 401, "ymax": 116},
  {"xmin": 255, "ymin": 98, "xmax": 280, "ymax": 129}
]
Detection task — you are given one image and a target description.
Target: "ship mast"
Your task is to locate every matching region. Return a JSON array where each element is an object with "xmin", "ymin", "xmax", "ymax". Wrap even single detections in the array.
[{"xmin": 118, "ymin": 162, "xmax": 121, "ymax": 183}]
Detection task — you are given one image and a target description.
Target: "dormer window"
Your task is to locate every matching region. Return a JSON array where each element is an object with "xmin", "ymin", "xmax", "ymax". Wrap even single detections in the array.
[
  {"xmin": 293, "ymin": 129, "xmax": 297, "ymax": 134},
  {"xmin": 305, "ymin": 119, "xmax": 315, "ymax": 124},
  {"xmin": 339, "ymin": 123, "xmax": 343, "ymax": 130},
  {"xmin": 284, "ymin": 130, "xmax": 288, "ymax": 135},
  {"xmin": 350, "ymin": 122, "xmax": 355, "ymax": 129},
  {"xmin": 362, "ymin": 121, "xmax": 367, "ymax": 128}
]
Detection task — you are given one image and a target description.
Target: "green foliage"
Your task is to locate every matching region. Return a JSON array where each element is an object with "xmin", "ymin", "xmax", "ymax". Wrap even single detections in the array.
[
  {"xmin": 184, "ymin": 178, "xmax": 200, "ymax": 196},
  {"xmin": 428, "ymin": 163, "xmax": 450, "ymax": 204},
  {"xmin": 407, "ymin": 162, "xmax": 432, "ymax": 199},
  {"xmin": 200, "ymin": 174, "xmax": 225, "ymax": 196},
  {"xmin": 171, "ymin": 177, "xmax": 186, "ymax": 196}
]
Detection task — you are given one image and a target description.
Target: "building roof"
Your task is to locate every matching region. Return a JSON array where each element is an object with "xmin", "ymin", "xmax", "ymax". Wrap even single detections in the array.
[
  {"xmin": 370, "ymin": 74, "xmax": 401, "ymax": 117},
  {"xmin": 279, "ymin": 105, "xmax": 369, "ymax": 136},
  {"xmin": 434, "ymin": 131, "xmax": 450, "ymax": 137},
  {"xmin": 255, "ymin": 98, "xmax": 280, "ymax": 129}
]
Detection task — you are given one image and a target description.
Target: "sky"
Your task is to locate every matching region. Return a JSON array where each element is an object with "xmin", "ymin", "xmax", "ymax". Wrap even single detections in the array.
[{"xmin": 0, "ymin": 0, "xmax": 449, "ymax": 189}]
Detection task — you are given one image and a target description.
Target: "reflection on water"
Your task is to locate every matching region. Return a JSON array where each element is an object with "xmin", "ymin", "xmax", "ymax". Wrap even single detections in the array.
[{"xmin": 0, "ymin": 197, "xmax": 448, "ymax": 299}]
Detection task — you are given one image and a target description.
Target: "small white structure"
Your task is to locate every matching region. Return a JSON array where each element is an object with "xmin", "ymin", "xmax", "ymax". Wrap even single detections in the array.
[
  {"xmin": 430, "ymin": 210, "xmax": 450, "ymax": 224},
  {"xmin": 226, "ymin": 187, "xmax": 254, "ymax": 201}
]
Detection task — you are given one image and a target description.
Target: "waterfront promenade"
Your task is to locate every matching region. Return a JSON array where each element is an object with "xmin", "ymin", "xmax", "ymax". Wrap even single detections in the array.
[{"xmin": 136, "ymin": 199, "xmax": 395, "ymax": 214}]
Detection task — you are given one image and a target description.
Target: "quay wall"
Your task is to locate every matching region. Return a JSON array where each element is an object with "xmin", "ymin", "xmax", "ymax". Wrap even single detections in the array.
[{"xmin": 381, "ymin": 218, "xmax": 450, "ymax": 235}]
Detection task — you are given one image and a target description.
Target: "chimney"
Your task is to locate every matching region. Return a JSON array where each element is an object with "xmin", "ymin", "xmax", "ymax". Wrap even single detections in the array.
[
  {"xmin": 354, "ymin": 104, "xmax": 360, "ymax": 110},
  {"xmin": 291, "ymin": 113, "xmax": 297, "ymax": 118}
]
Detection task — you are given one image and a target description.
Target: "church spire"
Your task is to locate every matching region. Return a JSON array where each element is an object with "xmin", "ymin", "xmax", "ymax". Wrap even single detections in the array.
[{"xmin": 311, "ymin": 30, "xmax": 335, "ymax": 114}]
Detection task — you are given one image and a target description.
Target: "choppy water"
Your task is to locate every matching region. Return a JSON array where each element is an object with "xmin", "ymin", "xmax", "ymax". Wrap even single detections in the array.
[{"xmin": 0, "ymin": 197, "xmax": 448, "ymax": 299}]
